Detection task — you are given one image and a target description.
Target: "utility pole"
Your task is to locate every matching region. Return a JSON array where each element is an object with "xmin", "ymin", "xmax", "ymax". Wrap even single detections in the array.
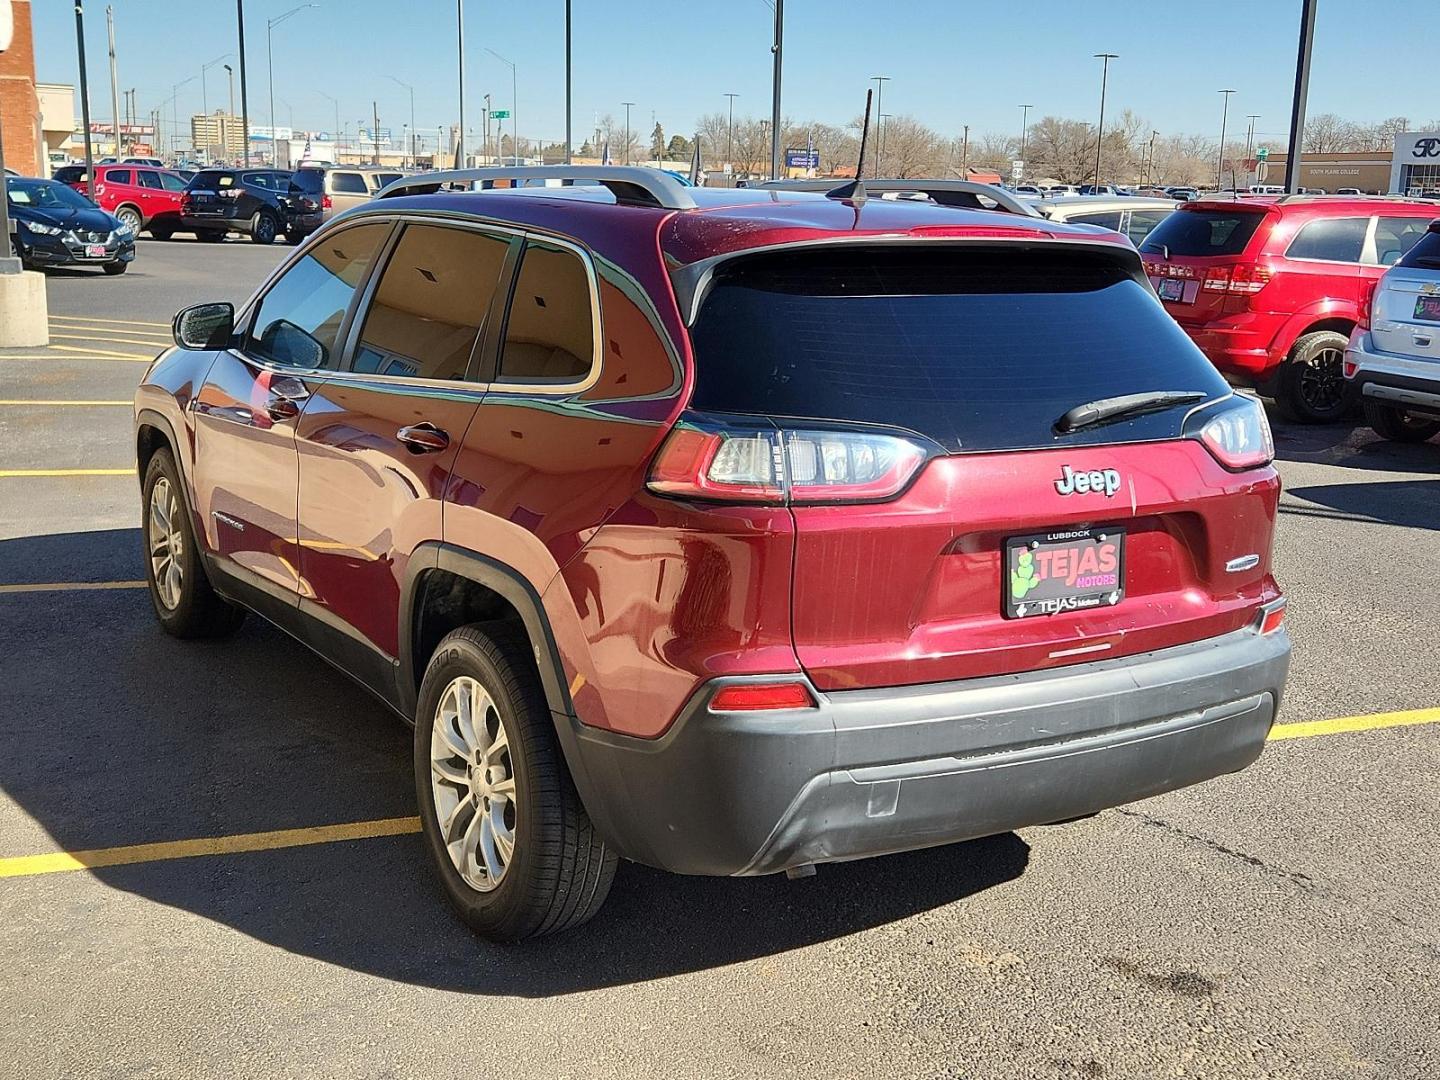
[
  {"xmin": 1284, "ymin": 0, "xmax": 1318, "ymax": 194},
  {"xmin": 483, "ymin": 93, "xmax": 491, "ymax": 163},
  {"xmin": 622, "ymin": 101, "xmax": 635, "ymax": 165},
  {"xmin": 1092, "ymin": 52, "xmax": 1118, "ymax": 187},
  {"xmin": 564, "ymin": 0, "xmax": 572, "ymax": 163},
  {"xmin": 236, "ymin": 1, "xmax": 250, "ymax": 165},
  {"xmin": 225, "ymin": 65, "xmax": 235, "ymax": 159},
  {"xmin": 1146, "ymin": 129, "xmax": 1159, "ymax": 185},
  {"xmin": 769, "ymin": 0, "xmax": 783, "ymax": 180},
  {"xmin": 869, "ymin": 75, "xmax": 890, "ymax": 177},
  {"xmin": 1018, "ymin": 103, "xmax": 1033, "ymax": 169},
  {"xmin": 1245, "ymin": 113, "xmax": 1260, "ymax": 167},
  {"xmin": 723, "ymin": 92, "xmax": 738, "ymax": 169},
  {"xmin": 456, "ymin": 0, "xmax": 464, "ymax": 167},
  {"xmin": 961, "ymin": 124, "xmax": 969, "ymax": 177},
  {"xmin": 75, "ymin": 3, "xmax": 96, "ymax": 196},
  {"xmin": 1217, "ymin": 88, "xmax": 1237, "ymax": 190},
  {"xmin": 372, "ymin": 101, "xmax": 381, "ymax": 165},
  {"xmin": 106, "ymin": 7, "xmax": 121, "ymax": 159}
]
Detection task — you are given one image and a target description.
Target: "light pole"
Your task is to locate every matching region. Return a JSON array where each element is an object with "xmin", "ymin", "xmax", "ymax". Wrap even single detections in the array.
[
  {"xmin": 1018, "ymin": 103, "xmax": 1033, "ymax": 171},
  {"xmin": 235, "ymin": 1, "xmax": 251, "ymax": 165},
  {"xmin": 769, "ymin": 0, "xmax": 783, "ymax": 180},
  {"xmin": 200, "ymin": 54, "xmax": 230, "ymax": 161},
  {"xmin": 1217, "ymin": 88, "xmax": 1237, "ymax": 190},
  {"xmin": 267, "ymin": 4, "xmax": 317, "ymax": 164},
  {"xmin": 564, "ymin": 0, "xmax": 572, "ymax": 163},
  {"xmin": 1092, "ymin": 52, "xmax": 1118, "ymax": 187},
  {"xmin": 75, "ymin": 2, "xmax": 96, "ymax": 195},
  {"xmin": 483, "ymin": 93, "xmax": 491, "ymax": 163},
  {"xmin": 1145, "ymin": 129, "xmax": 1159, "ymax": 185},
  {"xmin": 622, "ymin": 101, "xmax": 635, "ymax": 165},
  {"xmin": 456, "ymin": 0, "xmax": 465, "ymax": 167},
  {"xmin": 1245, "ymin": 113, "xmax": 1260, "ymax": 161},
  {"xmin": 223, "ymin": 65, "xmax": 236, "ymax": 159},
  {"xmin": 723, "ymin": 92, "xmax": 739, "ymax": 169},
  {"xmin": 870, "ymin": 75, "xmax": 890, "ymax": 176},
  {"xmin": 388, "ymin": 76, "xmax": 415, "ymax": 166},
  {"xmin": 170, "ymin": 75, "xmax": 196, "ymax": 159},
  {"xmin": 1284, "ymin": 0, "xmax": 1318, "ymax": 194},
  {"xmin": 484, "ymin": 48, "xmax": 517, "ymax": 164}
]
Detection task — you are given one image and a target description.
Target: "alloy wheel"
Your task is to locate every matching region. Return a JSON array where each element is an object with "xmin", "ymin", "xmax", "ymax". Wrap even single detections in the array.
[
  {"xmin": 1298, "ymin": 347, "xmax": 1346, "ymax": 414},
  {"xmin": 429, "ymin": 675, "xmax": 518, "ymax": 892},
  {"xmin": 147, "ymin": 477, "xmax": 184, "ymax": 609},
  {"xmin": 118, "ymin": 207, "xmax": 142, "ymax": 233}
]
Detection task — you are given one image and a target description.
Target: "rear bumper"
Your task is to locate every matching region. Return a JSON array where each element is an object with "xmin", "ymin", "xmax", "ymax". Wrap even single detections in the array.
[
  {"xmin": 1345, "ymin": 332, "xmax": 1440, "ymax": 415},
  {"xmin": 181, "ymin": 212, "xmax": 245, "ymax": 234},
  {"xmin": 561, "ymin": 625, "xmax": 1291, "ymax": 876},
  {"xmin": 1177, "ymin": 319, "xmax": 1282, "ymax": 385}
]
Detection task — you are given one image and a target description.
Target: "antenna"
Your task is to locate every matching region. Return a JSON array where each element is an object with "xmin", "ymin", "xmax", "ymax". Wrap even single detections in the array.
[
  {"xmin": 854, "ymin": 88, "xmax": 873, "ymax": 181},
  {"xmin": 826, "ymin": 89, "xmax": 872, "ymax": 205}
]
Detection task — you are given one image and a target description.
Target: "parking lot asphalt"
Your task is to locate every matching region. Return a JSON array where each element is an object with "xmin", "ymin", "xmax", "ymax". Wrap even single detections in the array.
[{"xmin": 1, "ymin": 238, "xmax": 1437, "ymax": 1080}]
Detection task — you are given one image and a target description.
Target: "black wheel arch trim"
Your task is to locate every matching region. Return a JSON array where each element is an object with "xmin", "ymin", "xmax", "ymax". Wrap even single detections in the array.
[{"xmin": 399, "ymin": 542, "xmax": 575, "ymax": 722}]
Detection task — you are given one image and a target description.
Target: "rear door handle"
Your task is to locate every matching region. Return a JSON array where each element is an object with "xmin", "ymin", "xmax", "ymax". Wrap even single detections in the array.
[{"xmin": 397, "ymin": 423, "xmax": 450, "ymax": 454}]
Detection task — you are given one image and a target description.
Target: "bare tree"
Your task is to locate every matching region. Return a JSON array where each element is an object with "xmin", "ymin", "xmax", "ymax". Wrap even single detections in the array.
[{"xmin": 1302, "ymin": 113, "xmax": 1363, "ymax": 154}]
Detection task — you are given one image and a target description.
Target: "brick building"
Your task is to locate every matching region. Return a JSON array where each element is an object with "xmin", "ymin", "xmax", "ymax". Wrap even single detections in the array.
[{"xmin": 1, "ymin": 0, "xmax": 40, "ymax": 176}]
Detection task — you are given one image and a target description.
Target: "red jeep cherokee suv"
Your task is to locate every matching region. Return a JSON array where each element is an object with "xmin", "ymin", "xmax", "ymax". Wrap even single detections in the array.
[
  {"xmin": 133, "ymin": 167, "xmax": 1290, "ymax": 941},
  {"xmin": 1140, "ymin": 195, "xmax": 1439, "ymax": 422}
]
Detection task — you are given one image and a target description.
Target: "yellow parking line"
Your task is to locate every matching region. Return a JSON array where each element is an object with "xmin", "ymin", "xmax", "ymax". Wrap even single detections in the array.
[
  {"xmin": 1268, "ymin": 707, "xmax": 1440, "ymax": 741},
  {"xmin": 48, "ymin": 345, "xmax": 153, "ymax": 361},
  {"xmin": 49, "ymin": 315, "xmax": 170, "ymax": 329},
  {"xmin": 0, "ymin": 353, "xmax": 149, "ymax": 364},
  {"xmin": 0, "ymin": 399, "xmax": 131, "ymax": 406},
  {"xmin": 0, "ymin": 581, "xmax": 146, "ymax": 594},
  {"xmin": 0, "ymin": 468, "xmax": 133, "ymax": 477},
  {"xmin": 51, "ymin": 333, "xmax": 169, "ymax": 350},
  {"xmin": 0, "ymin": 817, "xmax": 421, "ymax": 879}
]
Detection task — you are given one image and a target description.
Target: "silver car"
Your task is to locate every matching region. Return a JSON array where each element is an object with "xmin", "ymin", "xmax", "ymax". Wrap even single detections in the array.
[
  {"xmin": 1035, "ymin": 195, "xmax": 1179, "ymax": 246},
  {"xmin": 1344, "ymin": 218, "xmax": 1440, "ymax": 444}
]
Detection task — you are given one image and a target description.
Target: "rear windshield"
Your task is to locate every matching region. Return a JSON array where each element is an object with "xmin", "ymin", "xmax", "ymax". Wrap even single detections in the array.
[
  {"xmin": 289, "ymin": 169, "xmax": 325, "ymax": 193},
  {"xmin": 1140, "ymin": 209, "xmax": 1266, "ymax": 257},
  {"xmin": 187, "ymin": 171, "xmax": 236, "ymax": 190},
  {"xmin": 690, "ymin": 247, "xmax": 1228, "ymax": 453},
  {"xmin": 1399, "ymin": 228, "xmax": 1440, "ymax": 269},
  {"xmin": 53, "ymin": 166, "xmax": 86, "ymax": 184}
]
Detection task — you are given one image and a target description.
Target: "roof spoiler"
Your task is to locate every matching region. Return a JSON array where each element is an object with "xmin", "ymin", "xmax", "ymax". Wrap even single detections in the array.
[
  {"xmin": 758, "ymin": 178, "xmax": 1041, "ymax": 218},
  {"xmin": 375, "ymin": 165, "xmax": 698, "ymax": 210}
]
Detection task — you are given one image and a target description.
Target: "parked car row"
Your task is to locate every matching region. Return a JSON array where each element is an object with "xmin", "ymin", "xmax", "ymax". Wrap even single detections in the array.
[{"xmin": 4, "ymin": 175, "xmax": 135, "ymax": 274}]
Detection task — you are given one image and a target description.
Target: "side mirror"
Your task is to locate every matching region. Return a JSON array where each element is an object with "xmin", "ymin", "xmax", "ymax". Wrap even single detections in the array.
[{"xmin": 173, "ymin": 302, "xmax": 234, "ymax": 350}]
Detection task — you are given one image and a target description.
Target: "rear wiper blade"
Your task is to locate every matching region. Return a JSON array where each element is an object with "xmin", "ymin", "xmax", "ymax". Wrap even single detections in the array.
[{"xmin": 1055, "ymin": 390, "xmax": 1208, "ymax": 433}]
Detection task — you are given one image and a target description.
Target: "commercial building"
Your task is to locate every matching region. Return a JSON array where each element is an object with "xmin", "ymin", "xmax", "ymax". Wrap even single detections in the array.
[
  {"xmin": 191, "ymin": 112, "xmax": 246, "ymax": 160},
  {"xmin": 1390, "ymin": 131, "xmax": 1440, "ymax": 196},
  {"xmin": 1262, "ymin": 150, "xmax": 1393, "ymax": 194},
  {"xmin": 36, "ymin": 83, "xmax": 75, "ymax": 168},
  {"xmin": 0, "ymin": 0, "xmax": 40, "ymax": 176}
]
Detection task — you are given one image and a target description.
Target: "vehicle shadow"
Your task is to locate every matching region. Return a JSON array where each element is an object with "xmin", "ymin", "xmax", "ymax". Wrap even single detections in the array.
[
  {"xmin": 0, "ymin": 527, "xmax": 1030, "ymax": 996},
  {"xmin": 1269, "ymin": 415, "xmax": 1439, "ymax": 474},
  {"xmin": 1283, "ymin": 479, "xmax": 1440, "ymax": 532}
]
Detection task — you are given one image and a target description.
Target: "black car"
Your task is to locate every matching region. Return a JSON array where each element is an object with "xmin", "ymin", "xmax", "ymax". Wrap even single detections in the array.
[
  {"xmin": 179, "ymin": 168, "xmax": 323, "ymax": 245},
  {"xmin": 5, "ymin": 177, "xmax": 135, "ymax": 275}
]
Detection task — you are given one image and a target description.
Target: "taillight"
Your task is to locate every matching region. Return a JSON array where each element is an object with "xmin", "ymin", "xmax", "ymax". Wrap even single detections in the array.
[
  {"xmin": 709, "ymin": 681, "xmax": 816, "ymax": 711},
  {"xmin": 646, "ymin": 413, "xmax": 934, "ymax": 505},
  {"xmin": 1201, "ymin": 263, "xmax": 1271, "ymax": 295},
  {"xmin": 1195, "ymin": 395, "xmax": 1274, "ymax": 471},
  {"xmin": 322, "ymin": 194, "xmax": 332, "ymax": 210},
  {"xmin": 1358, "ymin": 279, "xmax": 1379, "ymax": 331}
]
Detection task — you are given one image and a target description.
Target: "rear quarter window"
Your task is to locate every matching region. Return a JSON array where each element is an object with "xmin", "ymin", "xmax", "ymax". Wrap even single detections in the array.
[
  {"xmin": 1140, "ymin": 209, "xmax": 1266, "ymax": 257},
  {"xmin": 1285, "ymin": 217, "xmax": 1368, "ymax": 263},
  {"xmin": 330, "ymin": 172, "xmax": 367, "ymax": 194}
]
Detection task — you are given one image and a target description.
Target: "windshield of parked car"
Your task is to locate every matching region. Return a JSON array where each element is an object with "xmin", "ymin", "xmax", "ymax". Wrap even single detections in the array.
[
  {"xmin": 1140, "ymin": 208, "xmax": 1266, "ymax": 257},
  {"xmin": 1399, "ymin": 228, "xmax": 1440, "ymax": 269},
  {"xmin": 6, "ymin": 178, "xmax": 96, "ymax": 210},
  {"xmin": 690, "ymin": 245, "xmax": 1228, "ymax": 453}
]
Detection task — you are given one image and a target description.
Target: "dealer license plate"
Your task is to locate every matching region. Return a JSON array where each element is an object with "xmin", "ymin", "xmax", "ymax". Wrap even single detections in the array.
[
  {"xmin": 1004, "ymin": 527, "xmax": 1125, "ymax": 619},
  {"xmin": 1157, "ymin": 277, "xmax": 1185, "ymax": 302},
  {"xmin": 1414, "ymin": 295, "xmax": 1440, "ymax": 323},
  {"xmin": 84, "ymin": 244, "xmax": 107, "ymax": 258}
]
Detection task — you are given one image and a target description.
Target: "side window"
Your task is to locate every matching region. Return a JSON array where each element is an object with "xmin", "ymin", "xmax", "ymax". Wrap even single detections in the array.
[
  {"xmin": 351, "ymin": 224, "xmax": 510, "ymax": 381},
  {"xmin": 1286, "ymin": 217, "xmax": 1368, "ymax": 263},
  {"xmin": 1125, "ymin": 210, "xmax": 1172, "ymax": 245},
  {"xmin": 241, "ymin": 171, "xmax": 271, "ymax": 190},
  {"xmin": 158, "ymin": 172, "xmax": 187, "ymax": 192},
  {"xmin": 498, "ymin": 240, "xmax": 596, "ymax": 385},
  {"xmin": 136, "ymin": 171, "xmax": 162, "ymax": 190},
  {"xmin": 1374, "ymin": 217, "xmax": 1431, "ymax": 266},
  {"xmin": 330, "ymin": 171, "xmax": 368, "ymax": 194},
  {"xmin": 1070, "ymin": 211, "xmax": 1123, "ymax": 231},
  {"xmin": 107, "ymin": 169, "xmax": 131, "ymax": 186},
  {"xmin": 247, "ymin": 223, "xmax": 390, "ymax": 369}
]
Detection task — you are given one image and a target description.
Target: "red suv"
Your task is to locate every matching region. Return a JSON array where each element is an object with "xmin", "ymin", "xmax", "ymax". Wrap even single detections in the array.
[
  {"xmin": 55, "ymin": 164, "xmax": 190, "ymax": 239},
  {"xmin": 1140, "ymin": 195, "xmax": 1439, "ymax": 422},
  {"xmin": 134, "ymin": 167, "xmax": 1290, "ymax": 941}
]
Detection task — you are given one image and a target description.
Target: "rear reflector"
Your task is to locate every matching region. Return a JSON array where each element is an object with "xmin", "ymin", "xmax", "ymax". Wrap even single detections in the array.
[
  {"xmin": 1257, "ymin": 601, "xmax": 1286, "ymax": 635},
  {"xmin": 709, "ymin": 682, "xmax": 816, "ymax": 711}
]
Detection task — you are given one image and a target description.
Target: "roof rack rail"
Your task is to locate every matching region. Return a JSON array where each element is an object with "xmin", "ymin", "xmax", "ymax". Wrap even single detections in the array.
[
  {"xmin": 758, "ymin": 177, "xmax": 1041, "ymax": 218},
  {"xmin": 375, "ymin": 166, "xmax": 699, "ymax": 210}
]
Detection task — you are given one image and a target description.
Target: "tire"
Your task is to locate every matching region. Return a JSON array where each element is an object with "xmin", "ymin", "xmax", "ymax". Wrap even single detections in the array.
[
  {"xmin": 150, "ymin": 226, "xmax": 175, "ymax": 241},
  {"xmin": 115, "ymin": 205, "xmax": 143, "ymax": 234},
  {"xmin": 1276, "ymin": 330, "xmax": 1352, "ymax": 423},
  {"xmin": 250, "ymin": 211, "xmax": 278, "ymax": 245},
  {"xmin": 1363, "ymin": 399, "xmax": 1440, "ymax": 443},
  {"xmin": 141, "ymin": 449, "xmax": 246, "ymax": 639},
  {"xmin": 102, "ymin": 261, "xmax": 128, "ymax": 275},
  {"xmin": 414, "ymin": 624, "xmax": 616, "ymax": 942},
  {"xmin": 283, "ymin": 229, "xmax": 308, "ymax": 245},
  {"xmin": 198, "ymin": 229, "xmax": 226, "ymax": 243}
]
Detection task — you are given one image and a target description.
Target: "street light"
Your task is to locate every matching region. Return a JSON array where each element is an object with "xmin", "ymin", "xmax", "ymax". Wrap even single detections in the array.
[
  {"xmin": 1217, "ymin": 89, "xmax": 1237, "ymax": 190},
  {"xmin": 170, "ymin": 75, "xmax": 197, "ymax": 158},
  {"xmin": 484, "ymin": 48, "xmax": 518, "ymax": 165},
  {"xmin": 268, "ymin": 3, "xmax": 317, "ymax": 164},
  {"xmin": 388, "ymin": 76, "xmax": 415, "ymax": 166},
  {"xmin": 723, "ymin": 92, "xmax": 739, "ymax": 169},
  {"xmin": 1018, "ymin": 103, "xmax": 1033, "ymax": 173},
  {"xmin": 223, "ymin": 65, "xmax": 236, "ymax": 160},
  {"xmin": 1245, "ymin": 113, "xmax": 1260, "ymax": 161},
  {"xmin": 621, "ymin": 101, "xmax": 636, "ymax": 165},
  {"xmin": 1092, "ymin": 53, "xmax": 1119, "ymax": 187},
  {"xmin": 870, "ymin": 75, "xmax": 890, "ymax": 176},
  {"xmin": 200, "ymin": 54, "xmax": 232, "ymax": 162}
]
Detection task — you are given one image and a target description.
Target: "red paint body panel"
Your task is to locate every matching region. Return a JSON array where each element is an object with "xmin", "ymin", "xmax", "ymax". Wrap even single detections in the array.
[
  {"xmin": 788, "ymin": 440, "xmax": 1280, "ymax": 691},
  {"xmin": 69, "ymin": 165, "xmax": 185, "ymax": 228}
]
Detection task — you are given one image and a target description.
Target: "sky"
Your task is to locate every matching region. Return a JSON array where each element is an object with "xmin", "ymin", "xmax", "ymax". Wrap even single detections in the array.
[{"xmin": 29, "ymin": 0, "xmax": 1440, "ymax": 152}]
